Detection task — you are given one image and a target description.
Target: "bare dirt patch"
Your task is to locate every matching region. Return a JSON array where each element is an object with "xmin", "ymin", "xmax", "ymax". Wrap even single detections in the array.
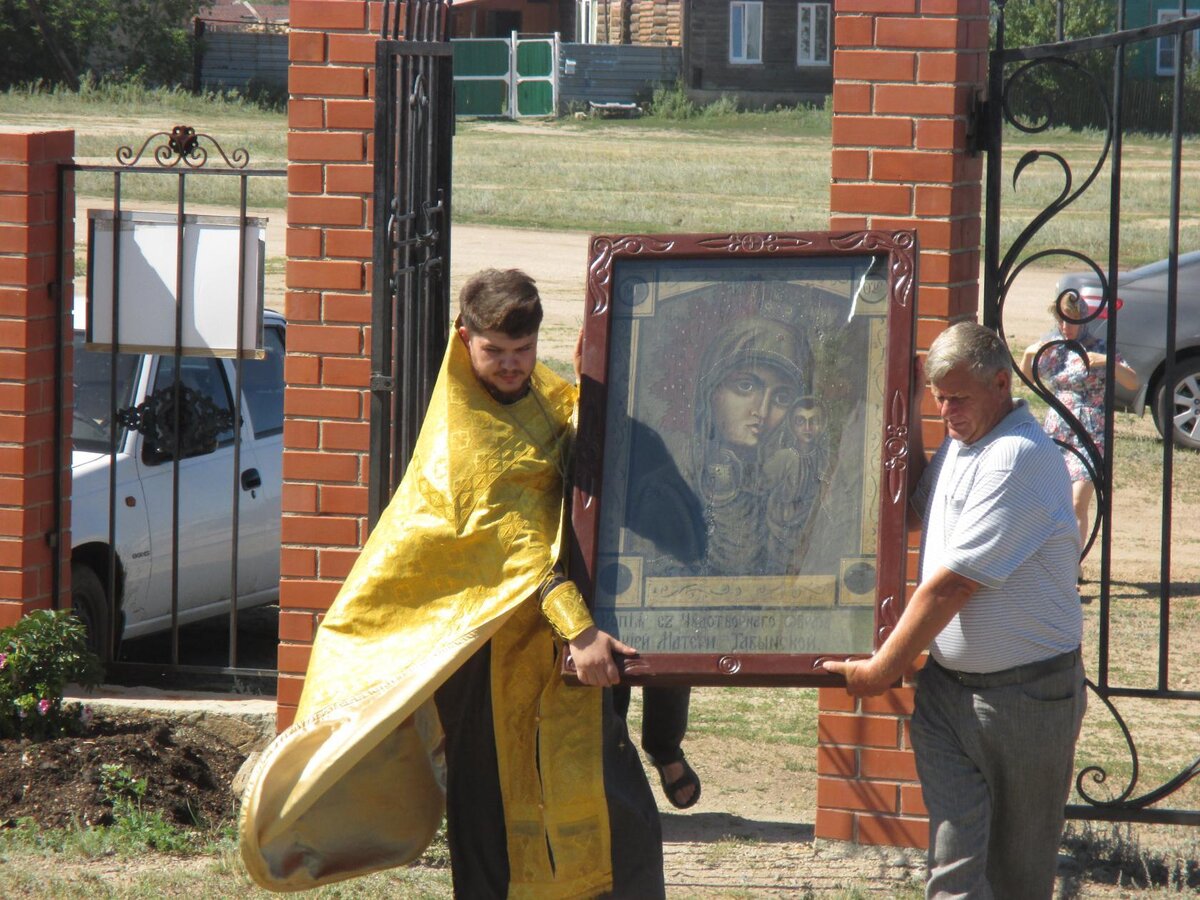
[
  {"xmin": 0, "ymin": 715, "xmax": 242, "ymax": 832},
  {"xmin": 648, "ymin": 724, "xmax": 927, "ymax": 895}
]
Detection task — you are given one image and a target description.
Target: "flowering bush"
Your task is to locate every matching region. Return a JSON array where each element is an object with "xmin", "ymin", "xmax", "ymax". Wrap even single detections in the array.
[{"xmin": 0, "ymin": 609, "xmax": 104, "ymax": 741}]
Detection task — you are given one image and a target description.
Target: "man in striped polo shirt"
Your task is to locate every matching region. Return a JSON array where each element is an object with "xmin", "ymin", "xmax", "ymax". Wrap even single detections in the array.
[{"xmin": 825, "ymin": 321, "xmax": 1085, "ymax": 899}]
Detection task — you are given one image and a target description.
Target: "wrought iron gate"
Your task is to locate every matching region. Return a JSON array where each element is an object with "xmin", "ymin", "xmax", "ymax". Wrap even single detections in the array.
[
  {"xmin": 979, "ymin": 0, "xmax": 1200, "ymax": 824},
  {"xmin": 369, "ymin": 0, "xmax": 455, "ymax": 526},
  {"xmin": 55, "ymin": 130, "xmax": 285, "ymax": 691}
]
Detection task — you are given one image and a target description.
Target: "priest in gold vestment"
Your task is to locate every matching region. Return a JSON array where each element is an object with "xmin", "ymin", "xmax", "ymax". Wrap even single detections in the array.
[{"xmin": 239, "ymin": 269, "xmax": 665, "ymax": 898}]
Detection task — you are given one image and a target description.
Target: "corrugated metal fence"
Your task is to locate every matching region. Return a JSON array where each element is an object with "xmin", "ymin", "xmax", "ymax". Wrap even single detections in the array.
[
  {"xmin": 558, "ymin": 43, "xmax": 681, "ymax": 111},
  {"xmin": 194, "ymin": 23, "xmax": 681, "ymax": 115},
  {"xmin": 196, "ymin": 23, "xmax": 289, "ymax": 93}
]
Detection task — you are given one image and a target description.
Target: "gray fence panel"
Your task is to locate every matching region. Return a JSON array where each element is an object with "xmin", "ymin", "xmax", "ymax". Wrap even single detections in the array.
[
  {"xmin": 558, "ymin": 44, "xmax": 681, "ymax": 111},
  {"xmin": 200, "ymin": 31, "xmax": 289, "ymax": 92}
]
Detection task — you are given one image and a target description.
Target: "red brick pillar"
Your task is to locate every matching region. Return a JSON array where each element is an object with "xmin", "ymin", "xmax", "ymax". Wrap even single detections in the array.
[
  {"xmin": 278, "ymin": 0, "xmax": 380, "ymax": 730},
  {"xmin": 815, "ymin": 1, "xmax": 988, "ymax": 848},
  {"xmin": 0, "ymin": 130, "xmax": 74, "ymax": 626}
]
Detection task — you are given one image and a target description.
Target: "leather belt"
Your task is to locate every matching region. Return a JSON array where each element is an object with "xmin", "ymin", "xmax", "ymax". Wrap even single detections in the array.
[{"xmin": 930, "ymin": 647, "xmax": 1080, "ymax": 689}]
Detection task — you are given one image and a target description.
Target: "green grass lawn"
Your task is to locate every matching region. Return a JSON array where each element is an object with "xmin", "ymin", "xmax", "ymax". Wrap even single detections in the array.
[{"xmin": 5, "ymin": 82, "xmax": 1197, "ymax": 270}]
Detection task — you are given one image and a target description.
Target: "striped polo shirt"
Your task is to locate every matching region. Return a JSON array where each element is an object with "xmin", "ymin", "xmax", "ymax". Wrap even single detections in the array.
[{"xmin": 913, "ymin": 400, "xmax": 1082, "ymax": 672}]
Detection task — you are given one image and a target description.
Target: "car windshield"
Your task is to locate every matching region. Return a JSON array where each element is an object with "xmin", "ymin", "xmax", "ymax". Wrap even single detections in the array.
[{"xmin": 72, "ymin": 333, "xmax": 140, "ymax": 453}]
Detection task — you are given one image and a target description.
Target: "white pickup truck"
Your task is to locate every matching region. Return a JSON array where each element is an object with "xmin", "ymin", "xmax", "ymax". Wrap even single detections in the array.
[{"xmin": 69, "ymin": 310, "xmax": 285, "ymax": 656}]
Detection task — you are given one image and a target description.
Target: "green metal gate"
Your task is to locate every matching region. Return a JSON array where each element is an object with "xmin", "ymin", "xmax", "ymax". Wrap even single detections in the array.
[
  {"xmin": 452, "ymin": 33, "xmax": 558, "ymax": 118},
  {"xmin": 452, "ymin": 37, "xmax": 510, "ymax": 116},
  {"xmin": 514, "ymin": 35, "xmax": 555, "ymax": 116}
]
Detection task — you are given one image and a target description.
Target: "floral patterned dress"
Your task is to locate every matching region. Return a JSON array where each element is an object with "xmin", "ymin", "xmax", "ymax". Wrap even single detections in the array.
[{"xmin": 1036, "ymin": 335, "xmax": 1126, "ymax": 483}]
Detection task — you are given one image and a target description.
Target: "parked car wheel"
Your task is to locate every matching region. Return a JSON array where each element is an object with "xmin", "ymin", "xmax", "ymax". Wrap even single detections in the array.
[
  {"xmin": 1151, "ymin": 358, "xmax": 1200, "ymax": 451},
  {"xmin": 70, "ymin": 562, "xmax": 112, "ymax": 660}
]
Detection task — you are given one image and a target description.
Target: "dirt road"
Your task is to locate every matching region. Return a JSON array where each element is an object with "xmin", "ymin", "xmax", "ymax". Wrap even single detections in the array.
[
  {"xmin": 66, "ymin": 197, "xmax": 1059, "ymax": 356},
  {"xmin": 449, "ymin": 223, "xmax": 1065, "ymax": 363}
]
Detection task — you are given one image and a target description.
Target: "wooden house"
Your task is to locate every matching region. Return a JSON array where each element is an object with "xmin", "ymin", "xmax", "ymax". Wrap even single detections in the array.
[
  {"xmin": 450, "ymin": 0, "xmax": 577, "ymax": 38},
  {"xmin": 1123, "ymin": 0, "xmax": 1198, "ymax": 79},
  {"xmin": 685, "ymin": 0, "xmax": 831, "ymax": 105},
  {"xmin": 588, "ymin": 0, "xmax": 830, "ymax": 106},
  {"xmin": 589, "ymin": 0, "xmax": 683, "ymax": 45}
]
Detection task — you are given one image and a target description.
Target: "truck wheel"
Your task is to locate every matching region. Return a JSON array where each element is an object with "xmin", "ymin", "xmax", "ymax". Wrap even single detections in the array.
[
  {"xmin": 71, "ymin": 563, "xmax": 113, "ymax": 661},
  {"xmin": 1152, "ymin": 358, "xmax": 1200, "ymax": 451}
]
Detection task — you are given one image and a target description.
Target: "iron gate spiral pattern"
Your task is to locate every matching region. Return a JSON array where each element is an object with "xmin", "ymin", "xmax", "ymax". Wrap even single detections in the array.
[
  {"xmin": 981, "ymin": 0, "xmax": 1200, "ymax": 824},
  {"xmin": 116, "ymin": 127, "xmax": 250, "ymax": 169},
  {"xmin": 369, "ymin": 0, "xmax": 455, "ymax": 526}
]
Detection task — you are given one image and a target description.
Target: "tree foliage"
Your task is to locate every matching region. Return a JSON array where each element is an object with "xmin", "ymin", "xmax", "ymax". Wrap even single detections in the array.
[
  {"xmin": 0, "ymin": 0, "xmax": 211, "ymax": 90},
  {"xmin": 994, "ymin": 0, "xmax": 1116, "ymax": 50},
  {"xmin": 991, "ymin": 0, "xmax": 1122, "ymax": 132}
]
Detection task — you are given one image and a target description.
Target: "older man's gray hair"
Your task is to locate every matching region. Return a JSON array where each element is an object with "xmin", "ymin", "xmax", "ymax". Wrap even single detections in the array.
[{"xmin": 925, "ymin": 321, "xmax": 1012, "ymax": 384}]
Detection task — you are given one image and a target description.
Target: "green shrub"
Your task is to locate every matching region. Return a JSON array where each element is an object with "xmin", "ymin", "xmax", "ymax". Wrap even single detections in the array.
[
  {"xmin": 647, "ymin": 80, "xmax": 697, "ymax": 119},
  {"xmin": 0, "ymin": 609, "xmax": 103, "ymax": 741},
  {"xmin": 239, "ymin": 77, "xmax": 288, "ymax": 113},
  {"xmin": 699, "ymin": 94, "xmax": 740, "ymax": 118}
]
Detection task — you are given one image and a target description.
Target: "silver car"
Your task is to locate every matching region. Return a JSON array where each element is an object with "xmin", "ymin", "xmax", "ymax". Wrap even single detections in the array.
[
  {"xmin": 71, "ymin": 310, "xmax": 286, "ymax": 656},
  {"xmin": 1056, "ymin": 250, "xmax": 1200, "ymax": 449}
]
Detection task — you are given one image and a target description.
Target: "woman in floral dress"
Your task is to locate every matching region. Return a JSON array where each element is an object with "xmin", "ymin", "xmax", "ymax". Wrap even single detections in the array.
[{"xmin": 1019, "ymin": 292, "xmax": 1140, "ymax": 565}]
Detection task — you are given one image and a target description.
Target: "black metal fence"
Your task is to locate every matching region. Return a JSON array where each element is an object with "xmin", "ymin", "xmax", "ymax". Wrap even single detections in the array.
[
  {"xmin": 981, "ymin": 0, "xmax": 1200, "ymax": 824},
  {"xmin": 56, "ymin": 129, "xmax": 285, "ymax": 691},
  {"xmin": 368, "ymin": 0, "xmax": 455, "ymax": 526}
]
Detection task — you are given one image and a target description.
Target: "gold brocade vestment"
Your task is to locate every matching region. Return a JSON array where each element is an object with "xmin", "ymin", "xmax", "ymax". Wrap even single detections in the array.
[{"xmin": 238, "ymin": 335, "xmax": 611, "ymax": 896}]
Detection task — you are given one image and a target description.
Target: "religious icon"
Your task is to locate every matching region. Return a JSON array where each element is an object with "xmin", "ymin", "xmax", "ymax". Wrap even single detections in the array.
[{"xmin": 570, "ymin": 232, "xmax": 918, "ymax": 686}]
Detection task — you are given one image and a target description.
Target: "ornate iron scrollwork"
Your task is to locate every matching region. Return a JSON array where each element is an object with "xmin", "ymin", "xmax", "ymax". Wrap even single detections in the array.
[
  {"xmin": 116, "ymin": 126, "xmax": 250, "ymax": 169},
  {"xmin": 993, "ymin": 57, "xmax": 1112, "ymax": 325},
  {"xmin": 987, "ymin": 5, "xmax": 1200, "ymax": 824},
  {"xmin": 116, "ymin": 384, "xmax": 234, "ymax": 461},
  {"xmin": 368, "ymin": 0, "xmax": 455, "ymax": 525},
  {"xmin": 1024, "ymin": 324, "xmax": 1104, "ymax": 554},
  {"xmin": 992, "ymin": 55, "xmax": 1114, "ymax": 559},
  {"xmin": 1075, "ymin": 681, "xmax": 1200, "ymax": 811}
]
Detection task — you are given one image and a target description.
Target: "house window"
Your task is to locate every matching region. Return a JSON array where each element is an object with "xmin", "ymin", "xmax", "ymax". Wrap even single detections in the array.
[
  {"xmin": 730, "ymin": 1, "xmax": 763, "ymax": 64},
  {"xmin": 797, "ymin": 3, "xmax": 831, "ymax": 65},
  {"xmin": 1156, "ymin": 9, "xmax": 1200, "ymax": 76}
]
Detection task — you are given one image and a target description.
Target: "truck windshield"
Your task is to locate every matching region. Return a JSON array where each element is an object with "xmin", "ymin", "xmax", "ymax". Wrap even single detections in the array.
[{"xmin": 72, "ymin": 333, "xmax": 140, "ymax": 453}]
